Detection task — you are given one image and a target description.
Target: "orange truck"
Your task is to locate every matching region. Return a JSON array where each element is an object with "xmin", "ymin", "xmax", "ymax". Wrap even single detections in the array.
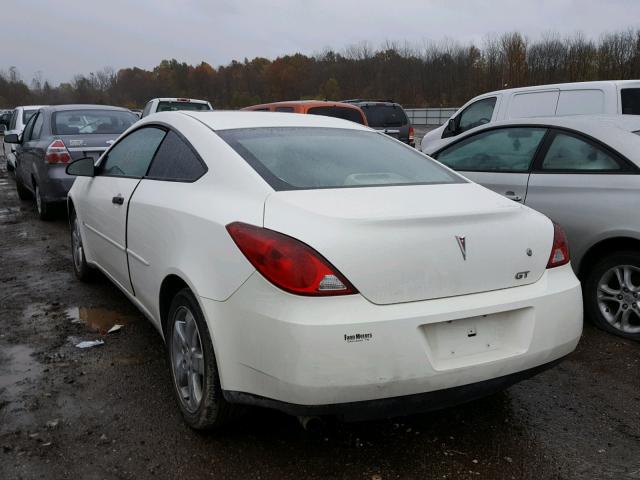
[{"xmin": 242, "ymin": 100, "xmax": 368, "ymax": 126}]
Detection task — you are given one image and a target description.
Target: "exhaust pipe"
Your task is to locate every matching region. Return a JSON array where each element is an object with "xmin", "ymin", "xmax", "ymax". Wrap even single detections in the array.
[{"xmin": 297, "ymin": 416, "xmax": 324, "ymax": 433}]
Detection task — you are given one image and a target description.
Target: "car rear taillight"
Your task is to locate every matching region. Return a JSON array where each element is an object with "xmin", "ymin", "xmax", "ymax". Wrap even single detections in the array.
[
  {"xmin": 45, "ymin": 139, "xmax": 71, "ymax": 164},
  {"xmin": 408, "ymin": 126, "xmax": 415, "ymax": 142},
  {"xmin": 226, "ymin": 222, "xmax": 357, "ymax": 296},
  {"xmin": 547, "ymin": 223, "xmax": 570, "ymax": 268}
]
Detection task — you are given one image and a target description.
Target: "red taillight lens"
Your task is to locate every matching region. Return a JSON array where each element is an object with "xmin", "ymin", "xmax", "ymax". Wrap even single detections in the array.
[
  {"xmin": 226, "ymin": 222, "xmax": 357, "ymax": 296},
  {"xmin": 45, "ymin": 139, "xmax": 71, "ymax": 164},
  {"xmin": 547, "ymin": 223, "xmax": 570, "ymax": 268},
  {"xmin": 408, "ymin": 126, "xmax": 415, "ymax": 142}
]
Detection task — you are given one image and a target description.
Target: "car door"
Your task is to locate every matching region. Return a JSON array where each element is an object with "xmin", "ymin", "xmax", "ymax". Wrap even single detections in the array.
[
  {"xmin": 15, "ymin": 113, "xmax": 39, "ymax": 190},
  {"xmin": 76, "ymin": 126, "xmax": 166, "ymax": 294},
  {"xmin": 442, "ymin": 96, "xmax": 499, "ymax": 141},
  {"xmin": 434, "ymin": 126, "xmax": 548, "ymax": 202},
  {"xmin": 126, "ymin": 130, "xmax": 208, "ymax": 322},
  {"xmin": 525, "ymin": 129, "xmax": 639, "ymax": 267}
]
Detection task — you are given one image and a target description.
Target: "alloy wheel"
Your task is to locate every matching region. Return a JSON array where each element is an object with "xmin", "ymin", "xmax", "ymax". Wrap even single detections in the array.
[
  {"xmin": 597, "ymin": 264, "xmax": 640, "ymax": 334},
  {"xmin": 72, "ymin": 217, "xmax": 84, "ymax": 271},
  {"xmin": 170, "ymin": 306, "xmax": 205, "ymax": 413}
]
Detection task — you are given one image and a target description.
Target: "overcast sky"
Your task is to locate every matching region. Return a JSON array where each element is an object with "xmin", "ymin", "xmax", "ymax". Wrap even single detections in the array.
[{"xmin": 3, "ymin": 0, "xmax": 639, "ymax": 85}]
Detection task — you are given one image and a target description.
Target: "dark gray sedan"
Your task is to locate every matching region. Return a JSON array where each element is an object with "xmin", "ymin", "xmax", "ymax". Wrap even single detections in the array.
[{"xmin": 4, "ymin": 105, "xmax": 137, "ymax": 220}]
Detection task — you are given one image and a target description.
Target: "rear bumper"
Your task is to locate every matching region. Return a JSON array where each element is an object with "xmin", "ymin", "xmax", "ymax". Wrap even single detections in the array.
[
  {"xmin": 200, "ymin": 264, "xmax": 582, "ymax": 415},
  {"xmin": 224, "ymin": 358, "xmax": 563, "ymax": 421},
  {"xmin": 40, "ymin": 166, "xmax": 75, "ymax": 202}
]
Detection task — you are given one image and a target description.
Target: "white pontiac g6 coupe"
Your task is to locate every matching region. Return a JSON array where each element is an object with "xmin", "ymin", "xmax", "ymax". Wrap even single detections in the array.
[{"xmin": 66, "ymin": 111, "xmax": 583, "ymax": 429}]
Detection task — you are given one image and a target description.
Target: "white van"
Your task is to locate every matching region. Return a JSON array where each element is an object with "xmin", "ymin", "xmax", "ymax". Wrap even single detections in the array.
[{"xmin": 421, "ymin": 80, "xmax": 640, "ymax": 152}]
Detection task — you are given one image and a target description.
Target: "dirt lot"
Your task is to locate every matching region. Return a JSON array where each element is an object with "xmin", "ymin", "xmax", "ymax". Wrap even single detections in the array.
[{"xmin": 0, "ymin": 158, "xmax": 638, "ymax": 480}]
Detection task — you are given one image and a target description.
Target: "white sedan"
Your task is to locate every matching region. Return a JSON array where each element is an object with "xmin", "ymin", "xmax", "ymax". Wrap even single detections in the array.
[{"xmin": 66, "ymin": 111, "xmax": 583, "ymax": 429}]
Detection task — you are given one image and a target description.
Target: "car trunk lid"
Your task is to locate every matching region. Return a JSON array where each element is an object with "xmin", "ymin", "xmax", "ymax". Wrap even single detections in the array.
[
  {"xmin": 263, "ymin": 183, "xmax": 553, "ymax": 305},
  {"xmin": 59, "ymin": 134, "xmax": 117, "ymax": 161}
]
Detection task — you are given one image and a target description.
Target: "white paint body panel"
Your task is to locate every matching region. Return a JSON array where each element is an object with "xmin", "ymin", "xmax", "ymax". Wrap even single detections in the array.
[{"xmin": 68, "ymin": 111, "xmax": 583, "ymax": 408}]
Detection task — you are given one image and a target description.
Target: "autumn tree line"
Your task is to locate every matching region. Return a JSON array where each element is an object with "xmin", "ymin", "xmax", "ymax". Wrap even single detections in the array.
[{"xmin": 2, "ymin": 30, "xmax": 640, "ymax": 110}]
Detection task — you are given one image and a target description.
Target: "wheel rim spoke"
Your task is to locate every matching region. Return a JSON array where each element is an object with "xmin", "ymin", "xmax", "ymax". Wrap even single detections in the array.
[{"xmin": 170, "ymin": 306, "xmax": 206, "ymax": 412}]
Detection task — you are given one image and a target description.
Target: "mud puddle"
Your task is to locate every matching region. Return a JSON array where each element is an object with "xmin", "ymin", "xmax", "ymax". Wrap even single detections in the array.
[{"xmin": 0, "ymin": 344, "xmax": 44, "ymax": 394}]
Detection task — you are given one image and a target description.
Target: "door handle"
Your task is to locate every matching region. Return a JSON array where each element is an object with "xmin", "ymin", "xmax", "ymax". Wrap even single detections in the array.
[
  {"xmin": 112, "ymin": 195, "xmax": 124, "ymax": 205},
  {"xmin": 504, "ymin": 191, "xmax": 523, "ymax": 202}
]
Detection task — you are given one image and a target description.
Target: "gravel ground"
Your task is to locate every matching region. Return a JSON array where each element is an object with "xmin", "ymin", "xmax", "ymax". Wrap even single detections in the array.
[{"xmin": 0, "ymin": 158, "xmax": 639, "ymax": 480}]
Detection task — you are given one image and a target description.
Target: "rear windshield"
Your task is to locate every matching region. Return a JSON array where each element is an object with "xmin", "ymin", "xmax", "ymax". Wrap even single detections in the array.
[
  {"xmin": 621, "ymin": 88, "xmax": 640, "ymax": 115},
  {"xmin": 307, "ymin": 107, "xmax": 365, "ymax": 125},
  {"xmin": 361, "ymin": 104, "xmax": 408, "ymax": 128},
  {"xmin": 218, "ymin": 127, "xmax": 462, "ymax": 191},
  {"xmin": 156, "ymin": 101, "xmax": 212, "ymax": 113},
  {"xmin": 53, "ymin": 110, "xmax": 137, "ymax": 135},
  {"xmin": 23, "ymin": 109, "xmax": 38, "ymax": 124}
]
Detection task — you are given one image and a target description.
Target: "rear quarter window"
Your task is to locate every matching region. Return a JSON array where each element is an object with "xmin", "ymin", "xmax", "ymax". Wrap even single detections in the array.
[{"xmin": 146, "ymin": 131, "xmax": 206, "ymax": 181}]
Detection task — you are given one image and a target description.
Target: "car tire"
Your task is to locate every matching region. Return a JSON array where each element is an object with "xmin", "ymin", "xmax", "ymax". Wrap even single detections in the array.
[
  {"xmin": 583, "ymin": 250, "xmax": 640, "ymax": 340},
  {"xmin": 6, "ymin": 160, "xmax": 14, "ymax": 172},
  {"xmin": 70, "ymin": 211, "xmax": 94, "ymax": 282},
  {"xmin": 166, "ymin": 288, "xmax": 241, "ymax": 429},
  {"xmin": 15, "ymin": 176, "xmax": 32, "ymax": 200},
  {"xmin": 34, "ymin": 183, "xmax": 53, "ymax": 221}
]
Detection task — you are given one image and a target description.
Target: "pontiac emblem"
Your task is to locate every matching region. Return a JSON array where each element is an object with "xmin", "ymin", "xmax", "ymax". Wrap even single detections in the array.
[{"xmin": 455, "ymin": 236, "xmax": 467, "ymax": 261}]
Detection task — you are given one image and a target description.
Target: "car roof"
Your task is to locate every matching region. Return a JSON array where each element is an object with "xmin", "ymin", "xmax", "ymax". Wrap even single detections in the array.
[
  {"xmin": 482, "ymin": 80, "xmax": 640, "ymax": 97},
  {"xmin": 244, "ymin": 100, "xmax": 362, "ymax": 109},
  {"xmin": 147, "ymin": 110, "xmax": 372, "ymax": 132},
  {"xmin": 443, "ymin": 115, "xmax": 640, "ymax": 165},
  {"xmin": 15, "ymin": 105, "xmax": 47, "ymax": 111},
  {"xmin": 153, "ymin": 98, "xmax": 210, "ymax": 104},
  {"xmin": 43, "ymin": 104, "xmax": 135, "ymax": 113}
]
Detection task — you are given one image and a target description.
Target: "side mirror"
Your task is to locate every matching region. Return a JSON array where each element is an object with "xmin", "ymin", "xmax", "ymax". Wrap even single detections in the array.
[
  {"xmin": 3, "ymin": 133, "xmax": 20, "ymax": 144},
  {"xmin": 66, "ymin": 157, "xmax": 96, "ymax": 177}
]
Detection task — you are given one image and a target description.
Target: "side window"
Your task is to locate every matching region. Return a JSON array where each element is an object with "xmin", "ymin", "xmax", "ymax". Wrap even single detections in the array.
[
  {"xmin": 9, "ymin": 110, "xmax": 17, "ymax": 130},
  {"xmin": 21, "ymin": 114, "xmax": 38, "ymax": 143},
  {"xmin": 100, "ymin": 127, "xmax": 166, "ymax": 178},
  {"xmin": 142, "ymin": 101, "xmax": 153, "ymax": 117},
  {"xmin": 457, "ymin": 97, "xmax": 497, "ymax": 133},
  {"xmin": 146, "ymin": 131, "xmax": 206, "ymax": 181},
  {"xmin": 31, "ymin": 113, "xmax": 44, "ymax": 140},
  {"xmin": 275, "ymin": 106, "xmax": 294, "ymax": 112},
  {"xmin": 436, "ymin": 127, "xmax": 547, "ymax": 172},
  {"xmin": 541, "ymin": 132, "xmax": 622, "ymax": 171}
]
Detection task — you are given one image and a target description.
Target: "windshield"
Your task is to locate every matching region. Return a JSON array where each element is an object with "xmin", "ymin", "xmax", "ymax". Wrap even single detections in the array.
[
  {"xmin": 53, "ymin": 110, "xmax": 137, "ymax": 135},
  {"xmin": 23, "ymin": 109, "xmax": 38, "ymax": 125},
  {"xmin": 621, "ymin": 88, "xmax": 640, "ymax": 115},
  {"xmin": 361, "ymin": 104, "xmax": 408, "ymax": 128},
  {"xmin": 218, "ymin": 127, "xmax": 462, "ymax": 191},
  {"xmin": 307, "ymin": 107, "xmax": 365, "ymax": 125},
  {"xmin": 156, "ymin": 101, "xmax": 212, "ymax": 113}
]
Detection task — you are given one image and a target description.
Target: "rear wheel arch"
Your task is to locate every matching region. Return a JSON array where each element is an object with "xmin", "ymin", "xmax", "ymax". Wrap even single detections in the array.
[
  {"xmin": 578, "ymin": 236, "xmax": 640, "ymax": 279},
  {"xmin": 159, "ymin": 274, "xmax": 192, "ymax": 338}
]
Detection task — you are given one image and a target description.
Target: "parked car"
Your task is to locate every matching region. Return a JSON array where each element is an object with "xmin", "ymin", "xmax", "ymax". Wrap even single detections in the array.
[
  {"xmin": 141, "ymin": 98, "xmax": 212, "ymax": 118},
  {"xmin": 243, "ymin": 100, "xmax": 368, "ymax": 125},
  {"xmin": 422, "ymin": 80, "xmax": 640, "ymax": 152},
  {"xmin": 65, "ymin": 110, "xmax": 582, "ymax": 429},
  {"xmin": 4, "ymin": 105, "xmax": 47, "ymax": 171},
  {"xmin": 342, "ymin": 99, "xmax": 414, "ymax": 146},
  {"xmin": 3, "ymin": 105, "xmax": 138, "ymax": 220},
  {"xmin": 423, "ymin": 115, "xmax": 640, "ymax": 340}
]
